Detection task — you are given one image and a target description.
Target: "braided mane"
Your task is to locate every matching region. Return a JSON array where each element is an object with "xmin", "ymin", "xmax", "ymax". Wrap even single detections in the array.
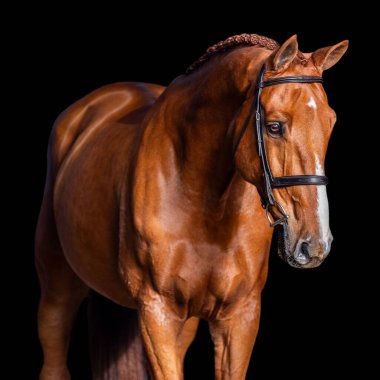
[{"xmin": 186, "ymin": 34, "xmax": 279, "ymax": 74}]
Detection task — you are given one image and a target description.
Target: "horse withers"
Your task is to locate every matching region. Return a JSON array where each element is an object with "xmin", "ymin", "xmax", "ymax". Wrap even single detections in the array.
[{"xmin": 36, "ymin": 34, "xmax": 348, "ymax": 379}]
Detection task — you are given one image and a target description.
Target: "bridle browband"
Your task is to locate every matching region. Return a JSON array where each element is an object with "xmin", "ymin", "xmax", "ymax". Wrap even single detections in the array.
[{"xmin": 234, "ymin": 65, "xmax": 328, "ymax": 227}]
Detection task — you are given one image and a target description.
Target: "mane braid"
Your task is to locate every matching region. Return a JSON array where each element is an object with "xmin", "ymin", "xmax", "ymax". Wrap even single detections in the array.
[{"xmin": 186, "ymin": 34, "xmax": 279, "ymax": 74}]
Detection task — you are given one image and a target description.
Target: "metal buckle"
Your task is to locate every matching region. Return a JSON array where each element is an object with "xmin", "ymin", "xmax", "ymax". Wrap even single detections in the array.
[
  {"xmin": 256, "ymin": 111, "xmax": 261, "ymax": 120},
  {"xmin": 265, "ymin": 200, "xmax": 289, "ymax": 227}
]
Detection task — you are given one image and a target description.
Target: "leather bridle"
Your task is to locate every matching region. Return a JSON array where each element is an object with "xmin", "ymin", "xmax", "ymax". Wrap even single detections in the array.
[{"xmin": 234, "ymin": 65, "xmax": 328, "ymax": 227}]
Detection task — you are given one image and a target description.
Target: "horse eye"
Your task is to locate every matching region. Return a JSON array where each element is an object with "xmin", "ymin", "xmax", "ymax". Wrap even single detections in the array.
[{"xmin": 266, "ymin": 122, "xmax": 283, "ymax": 136}]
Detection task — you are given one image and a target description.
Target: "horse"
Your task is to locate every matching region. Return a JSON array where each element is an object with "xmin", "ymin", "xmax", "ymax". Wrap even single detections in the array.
[{"xmin": 36, "ymin": 34, "xmax": 348, "ymax": 380}]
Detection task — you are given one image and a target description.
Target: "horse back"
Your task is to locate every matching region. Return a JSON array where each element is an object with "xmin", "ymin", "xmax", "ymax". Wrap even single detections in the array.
[{"xmin": 49, "ymin": 82, "xmax": 165, "ymax": 176}]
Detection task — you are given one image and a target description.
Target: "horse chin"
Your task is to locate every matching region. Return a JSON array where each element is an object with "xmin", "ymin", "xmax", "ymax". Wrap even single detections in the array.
[
  {"xmin": 276, "ymin": 224, "xmax": 323, "ymax": 269},
  {"xmin": 276, "ymin": 223, "xmax": 292, "ymax": 263}
]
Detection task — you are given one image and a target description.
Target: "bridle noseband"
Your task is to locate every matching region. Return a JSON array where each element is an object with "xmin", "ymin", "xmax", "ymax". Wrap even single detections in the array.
[{"xmin": 234, "ymin": 65, "xmax": 328, "ymax": 227}]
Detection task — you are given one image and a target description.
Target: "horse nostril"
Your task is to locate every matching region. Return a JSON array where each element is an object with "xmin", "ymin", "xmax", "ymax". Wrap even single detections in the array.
[
  {"xmin": 294, "ymin": 241, "xmax": 310, "ymax": 265},
  {"xmin": 300, "ymin": 242, "xmax": 309, "ymax": 258}
]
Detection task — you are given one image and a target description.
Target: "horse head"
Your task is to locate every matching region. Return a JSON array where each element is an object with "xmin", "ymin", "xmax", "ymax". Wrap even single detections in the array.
[{"xmin": 235, "ymin": 35, "xmax": 348, "ymax": 268}]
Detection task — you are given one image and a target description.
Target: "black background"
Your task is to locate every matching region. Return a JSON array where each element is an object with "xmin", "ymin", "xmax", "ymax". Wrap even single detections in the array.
[{"xmin": 18, "ymin": 13, "xmax": 371, "ymax": 380}]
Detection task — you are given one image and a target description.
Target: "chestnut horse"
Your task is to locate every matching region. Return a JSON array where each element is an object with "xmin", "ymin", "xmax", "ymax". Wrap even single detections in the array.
[{"xmin": 36, "ymin": 34, "xmax": 348, "ymax": 379}]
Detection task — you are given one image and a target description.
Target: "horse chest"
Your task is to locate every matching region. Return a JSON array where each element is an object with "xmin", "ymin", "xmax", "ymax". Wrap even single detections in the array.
[{"xmin": 145, "ymin": 240, "xmax": 266, "ymax": 316}]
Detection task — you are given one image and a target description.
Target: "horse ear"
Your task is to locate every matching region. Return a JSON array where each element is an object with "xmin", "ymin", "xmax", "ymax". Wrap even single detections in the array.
[
  {"xmin": 312, "ymin": 40, "xmax": 349, "ymax": 71},
  {"xmin": 272, "ymin": 35, "xmax": 298, "ymax": 71}
]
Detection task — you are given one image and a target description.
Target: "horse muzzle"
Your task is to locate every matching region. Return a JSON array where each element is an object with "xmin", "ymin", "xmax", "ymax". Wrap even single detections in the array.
[{"xmin": 277, "ymin": 225, "xmax": 333, "ymax": 269}]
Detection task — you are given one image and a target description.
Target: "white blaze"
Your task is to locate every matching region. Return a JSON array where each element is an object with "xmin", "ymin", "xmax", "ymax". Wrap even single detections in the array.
[
  {"xmin": 315, "ymin": 155, "xmax": 331, "ymax": 247},
  {"xmin": 307, "ymin": 96, "xmax": 317, "ymax": 109}
]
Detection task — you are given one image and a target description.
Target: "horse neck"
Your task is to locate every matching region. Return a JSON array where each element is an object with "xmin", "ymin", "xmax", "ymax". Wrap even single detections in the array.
[
  {"xmin": 137, "ymin": 51, "xmax": 265, "ymax": 212},
  {"xmin": 178, "ymin": 75, "xmax": 246, "ymax": 197}
]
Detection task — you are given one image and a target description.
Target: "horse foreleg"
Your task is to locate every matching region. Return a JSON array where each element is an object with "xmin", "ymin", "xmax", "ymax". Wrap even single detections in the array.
[
  {"xmin": 209, "ymin": 296, "xmax": 261, "ymax": 380},
  {"xmin": 138, "ymin": 293, "xmax": 185, "ymax": 380},
  {"xmin": 177, "ymin": 317, "xmax": 199, "ymax": 364}
]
